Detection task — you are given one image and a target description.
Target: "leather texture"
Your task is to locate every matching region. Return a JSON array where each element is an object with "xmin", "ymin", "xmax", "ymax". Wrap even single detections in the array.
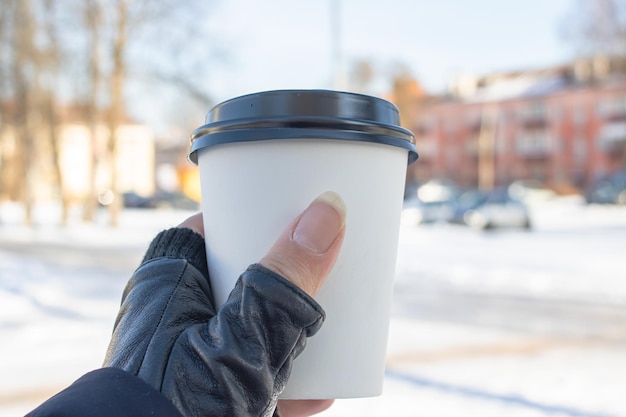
[{"xmin": 103, "ymin": 259, "xmax": 324, "ymax": 417}]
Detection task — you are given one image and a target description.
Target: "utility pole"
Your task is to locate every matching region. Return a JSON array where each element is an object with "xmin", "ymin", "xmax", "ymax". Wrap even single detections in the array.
[
  {"xmin": 478, "ymin": 106, "xmax": 497, "ymax": 191},
  {"xmin": 330, "ymin": 0, "xmax": 346, "ymax": 90}
]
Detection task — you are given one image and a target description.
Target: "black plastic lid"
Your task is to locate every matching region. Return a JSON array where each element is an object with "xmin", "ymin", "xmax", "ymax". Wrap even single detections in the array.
[{"xmin": 188, "ymin": 89, "xmax": 418, "ymax": 164}]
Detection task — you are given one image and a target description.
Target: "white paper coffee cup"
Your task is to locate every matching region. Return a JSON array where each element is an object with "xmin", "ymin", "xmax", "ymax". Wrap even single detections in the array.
[{"xmin": 189, "ymin": 90, "xmax": 418, "ymax": 399}]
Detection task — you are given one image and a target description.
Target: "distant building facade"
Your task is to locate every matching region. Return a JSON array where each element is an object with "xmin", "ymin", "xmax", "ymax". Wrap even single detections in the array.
[
  {"xmin": 407, "ymin": 56, "xmax": 626, "ymax": 191},
  {"xmin": 59, "ymin": 123, "xmax": 155, "ymax": 200},
  {"xmin": 153, "ymin": 130, "xmax": 200, "ymax": 202},
  {"xmin": 0, "ymin": 119, "xmax": 155, "ymax": 202}
]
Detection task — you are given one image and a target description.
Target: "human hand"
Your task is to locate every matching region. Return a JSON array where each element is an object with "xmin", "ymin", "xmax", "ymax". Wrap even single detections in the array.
[
  {"xmin": 177, "ymin": 194, "xmax": 344, "ymax": 417},
  {"xmin": 176, "ymin": 191, "xmax": 346, "ymax": 297},
  {"xmin": 177, "ymin": 212, "xmax": 204, "ymax": 238},
  {"xmin": 104, "ymin": 192, "xmax": 346, "ymax": 417}
]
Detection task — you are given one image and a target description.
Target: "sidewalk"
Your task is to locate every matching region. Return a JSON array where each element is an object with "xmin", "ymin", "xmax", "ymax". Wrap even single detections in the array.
[
  {"xmin": 322, "ymin": 318, "xmax": 626, "ymax": 417},
  {"xmin": 1, "ymin": 201, "xmax": 625, "ymax": 416}
]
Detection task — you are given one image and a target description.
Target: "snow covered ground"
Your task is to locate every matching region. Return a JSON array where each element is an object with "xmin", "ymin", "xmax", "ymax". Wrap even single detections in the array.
[{"xmin": 0, "ymin": 198, "xmax": 625, "ymax": 416}]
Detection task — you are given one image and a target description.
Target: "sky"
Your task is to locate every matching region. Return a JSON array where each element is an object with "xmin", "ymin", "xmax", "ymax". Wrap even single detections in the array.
[
  {"xmin": 132, "ymin": 0, "xmax": 576, "ymax": 133},
  {"xmin": 203, "ymin": 0, "xmax": 574, "ymax": 100}
]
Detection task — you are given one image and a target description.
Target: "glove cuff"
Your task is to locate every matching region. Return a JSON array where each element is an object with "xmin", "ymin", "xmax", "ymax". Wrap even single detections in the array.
[{"xmin": 142, "ymin": 228, "xmax": 208, "ymax": 277}]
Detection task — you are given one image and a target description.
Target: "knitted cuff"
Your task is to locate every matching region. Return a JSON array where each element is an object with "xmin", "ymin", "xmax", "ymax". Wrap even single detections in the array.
[{"xmin": 142, "ymin": 228, "xmax": 208, "ymax": 278}]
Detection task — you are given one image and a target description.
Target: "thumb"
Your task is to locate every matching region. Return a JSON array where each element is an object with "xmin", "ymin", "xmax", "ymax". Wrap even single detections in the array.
[{"xmin": 260, "ymin": 191, "xmax": 346, "ymax": 297}]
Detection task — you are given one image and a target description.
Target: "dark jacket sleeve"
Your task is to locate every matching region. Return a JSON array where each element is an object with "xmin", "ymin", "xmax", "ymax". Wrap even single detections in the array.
[
  {"xmin": 26, "ymin": 228, "xmax": 204, "ymax": 417},
  {"xmin": 26, "ymin": 367, "xmax": 184, "ymax": 417}
]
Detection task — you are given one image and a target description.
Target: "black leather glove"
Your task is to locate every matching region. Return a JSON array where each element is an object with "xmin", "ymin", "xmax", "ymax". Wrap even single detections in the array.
[{"xmin": 103, "ymin": 228, "xmax": 325, "ymax": 417}]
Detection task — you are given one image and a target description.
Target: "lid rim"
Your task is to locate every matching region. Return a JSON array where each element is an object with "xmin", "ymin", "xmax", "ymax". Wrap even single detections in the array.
[
  {"xmin": 191, "ymin": 116, "xmax": 415, "ymax": 143},
  {"xmin": 188, "ymin": 129, "xmax": 419, "ymax": 165}
]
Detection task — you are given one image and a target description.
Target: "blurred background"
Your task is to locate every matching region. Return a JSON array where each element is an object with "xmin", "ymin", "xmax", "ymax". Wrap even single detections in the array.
[{"xmin": 1, "ymin": 0, "xmax": 625, "ymax": 416}]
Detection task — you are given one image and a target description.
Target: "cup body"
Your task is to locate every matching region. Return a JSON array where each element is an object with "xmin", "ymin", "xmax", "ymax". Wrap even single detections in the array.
[{"xmin": 190, "ymin": 90, "xmax": 417, "ymax": 399}]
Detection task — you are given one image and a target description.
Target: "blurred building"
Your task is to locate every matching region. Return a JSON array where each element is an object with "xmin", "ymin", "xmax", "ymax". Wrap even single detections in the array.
[
  {"xmin": 58, "ymin": 123, "xmax": 155, "ymax": 200},
  {"xmin": 0, "ymin": 112, "xmax": 155, "ymax": 202},
  {"xmin": 154, "ymin": 131, "xmax": 200, "ymax": 202},
  {"xmin": 407, "ymin": 56, "xmax": 626, "ymax": 192}
]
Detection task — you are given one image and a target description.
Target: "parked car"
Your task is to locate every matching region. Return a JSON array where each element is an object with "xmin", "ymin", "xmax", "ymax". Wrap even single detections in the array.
[
  {"xmin": 148, "ymin": 191, "xmax": 200, "ymax": 210},
  {"xmin": 449, "ymin": 189, "xmax": 486, "ymax": 225},
  {"xmin": 121, "ymin": 191, "xmax": 200, "ymax": 210},
  {"xmin": 453, "ymin": 188, "xmax": 532, "ymax": 230},
  {"xmin": 585, "ymin": 171, "xmax": 626, "ymax": 205},
  {"xmin": 508, "ymin": 179, "xmax": 555, "ymax": 204},
  {"xmin": 402, "ymin": 197, "xmax": 456, "ymax": 225},
  {"xmin": 401, "ymin": 179, "xmax": 459, "ymax": 225},
  {"xmin": 417, "ymin": 179, "xmax": 459, "ymax": 203},
  {"xmin": 122, "ymin": 191, "xmax": 153, "ymax": 208}
]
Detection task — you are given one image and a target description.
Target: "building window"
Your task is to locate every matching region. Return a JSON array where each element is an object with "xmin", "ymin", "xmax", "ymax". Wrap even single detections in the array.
[
  {"xmin": 516, "ymin": 130, "xmax": 551, "ymax": 156},
  {"xmin": 597, "ymin": 96, "xmax": 626, "ymax": 118},
  {"xmin": 520, "ymin": 101, "xmax": 547, "ymax": 121},
  {"xmin": 597, "ymin": 121, "xmax": 626, "ymax": 150}
]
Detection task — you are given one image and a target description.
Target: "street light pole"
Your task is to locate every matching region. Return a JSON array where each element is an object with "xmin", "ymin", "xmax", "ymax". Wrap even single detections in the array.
[
  {"xmin": 478, "ymin": 106, "xmax": 497, "ymax": 191},
  {"xmin": 330, "ymin": 0, "xmax": 346, "ymax": 90}
]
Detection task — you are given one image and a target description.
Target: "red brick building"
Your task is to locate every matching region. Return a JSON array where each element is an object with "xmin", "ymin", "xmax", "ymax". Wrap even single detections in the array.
[{"xmin": 407, "ymin": 57, "xmax": 626, "ymax": 192}]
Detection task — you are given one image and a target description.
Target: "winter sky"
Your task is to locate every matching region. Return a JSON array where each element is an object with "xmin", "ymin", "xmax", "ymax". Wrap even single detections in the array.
[
  {"xmin": 202, "ymin": 0, "xmax": 574, "ymax": 101},
  {"xmin": 128, "ymin": 0, "xmax": 576, "ymax": 134}
]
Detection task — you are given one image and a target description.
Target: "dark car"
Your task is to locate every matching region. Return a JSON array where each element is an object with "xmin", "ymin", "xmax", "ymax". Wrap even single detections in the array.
[
  {"xmin": 122, "ymin": 191, "xmax": 153, "ymax": 208},
  {"xmin": 148, "ymin": 191, "xmax": 200, "ymax": 211},
  {"xmin": 121, "ymin": 191, "xmax": 200, "ymax": 210},
  {"xmin": 402, "ymin": 197, "xmax": 456, "ymax": 225},
  {"xmin": 452, "ymin": 188, "xmax": 532, "ymax": 230},
  {"xmin": 585, "ymin": 171, "xmax": 626, "ymax": 205},
  {"xmin": 401, "ymin": 179, "xmax": 459, "ymax": 225}
]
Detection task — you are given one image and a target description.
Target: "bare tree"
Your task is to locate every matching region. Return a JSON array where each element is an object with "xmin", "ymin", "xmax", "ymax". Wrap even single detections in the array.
[
  {"xmin": 0, "ymin": 0, "xmax": 220, "ymax": 226},
  {"xmin": 103, "ymin": 0, "xmax": 129, "ymax": 227},
  {"xmin": 0, "ymin": 0, "xmax": 68, "ymax": 225},
  {"xmin": 562, "ymin": 0, "xmax": 626, "ymax": 57},
  {"xmin": 98, "ymin": 0, "xmax": 215, "ymax": 226},
  {"xmin": 0, "ymin": 2, "xmax": 10, "ymax": 207},
  {"xmin": 40, "ymin": 0, "xmax": 71, "ymax": 225},
  {"xmin": 10, "ymin": 0, "xmax": 38, "ymax": 225},
  {"xmin": 130, "ymin": 1, "xmax": 220, "ymax": 111},
  {"xmin": 81, "ymin": 0, "xmax": 104, "ymax": 222}
]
